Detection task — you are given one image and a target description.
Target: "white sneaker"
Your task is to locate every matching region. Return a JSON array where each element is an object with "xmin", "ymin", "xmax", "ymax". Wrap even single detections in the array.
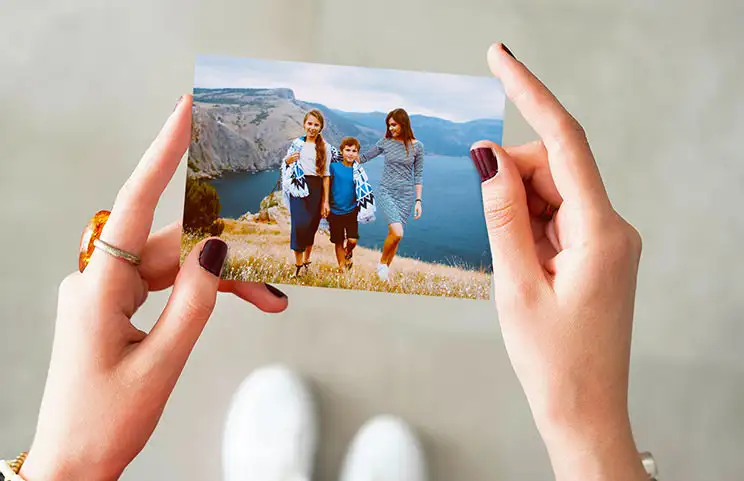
[
  {"xmin": 338, "ymin": 415, "xmax": 427, "ymax": 481},
  {"xmin": 222, "ymin": 365, "xmax": 318, "ymax": 481},
  {"xmin": 376, "ymin": 263, "xmax": 390, "ymax": 281}
]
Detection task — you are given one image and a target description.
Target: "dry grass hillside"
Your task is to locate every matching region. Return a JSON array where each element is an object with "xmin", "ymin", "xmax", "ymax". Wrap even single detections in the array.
[{"xmin": 181, "ymin": 191, "xmax": 492, "ymax": 300}]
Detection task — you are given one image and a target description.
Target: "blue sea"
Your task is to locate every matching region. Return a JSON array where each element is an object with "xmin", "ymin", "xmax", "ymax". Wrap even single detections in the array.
[{"xmin": 207, "ymin": 155, "xmax": 492, "ymax": 271}]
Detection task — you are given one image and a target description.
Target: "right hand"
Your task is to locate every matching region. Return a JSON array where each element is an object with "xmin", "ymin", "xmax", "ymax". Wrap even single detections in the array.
[
  {"xmin": 471, "ymin": 44, "xmax": 647, "ymax": 481},
  {"xmin": 285, "ymin": 152, "xmax": 300, "ymax": 164}
]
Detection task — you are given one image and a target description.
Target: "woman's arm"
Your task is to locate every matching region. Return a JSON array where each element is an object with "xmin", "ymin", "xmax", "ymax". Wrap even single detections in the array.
[
  {"xmin": 358, "ymin": 139, "xmax": 384, "ymax": 164},
  {"xmin": 413, "ymin": 141, "xmax": 424, "ymax": 186}
]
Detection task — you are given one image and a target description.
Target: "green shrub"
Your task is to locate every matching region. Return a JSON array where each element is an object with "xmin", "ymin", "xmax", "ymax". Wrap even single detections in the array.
[
  {"xmin": 208, "ymin": 218, "xmax": 225, "ymax": 237},
  {"xmin": 183, "ymin": 176, "xmax": 222, "ymax": 235}
]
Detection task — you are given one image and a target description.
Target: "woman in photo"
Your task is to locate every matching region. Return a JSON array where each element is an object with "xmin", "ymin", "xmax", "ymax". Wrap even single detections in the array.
[
  {"xmin": 281, "ymin": 109, "xmax": 333, "ymax": 277},
  {"xmin": 359, "ymin": 108, "xmax": 424, "ymax": 281}
]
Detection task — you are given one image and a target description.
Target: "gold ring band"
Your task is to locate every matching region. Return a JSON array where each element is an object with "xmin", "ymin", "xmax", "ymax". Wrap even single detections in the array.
[{"xmin": 93, "ymin": 238, "xmax": 141, "ymax": 266}]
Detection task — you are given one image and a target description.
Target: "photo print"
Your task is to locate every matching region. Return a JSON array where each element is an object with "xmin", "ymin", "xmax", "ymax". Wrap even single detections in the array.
[{"xmin": 181, "ymin": 55, "xmax": 506, "ymax": 300}]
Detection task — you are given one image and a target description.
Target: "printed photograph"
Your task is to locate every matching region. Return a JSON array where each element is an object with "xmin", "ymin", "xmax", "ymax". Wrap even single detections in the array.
[{"xmin": 181, "ymin": 55, "xmax": 506, "ymax": 300}]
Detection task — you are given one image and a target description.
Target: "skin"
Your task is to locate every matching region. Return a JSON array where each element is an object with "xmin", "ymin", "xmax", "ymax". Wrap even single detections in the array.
[
  {"xmin": 18, "ymin": 43, "xmax": 648, "ymax": 481},
  {"xmin": 379, "ymin": 119, "xmax": 423, "ymax": 269},
  {"xmin": 332, "ymin": 145, "xmax": 360, "ymax": 270},
  {"xmin": 19, "ymin": 95, "xmax": 289, "ymax": 481},
  {"xmin": 285, "ymin": 114, "xmax": 330, "ymax": 268},
  {"xmin": 476, "ymin": 43, "xmax": 647, "ymax": 481}
]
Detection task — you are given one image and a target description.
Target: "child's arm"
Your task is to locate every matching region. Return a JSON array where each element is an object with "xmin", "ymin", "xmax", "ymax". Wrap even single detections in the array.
[
  {"xmin": 282, "ymin": 140, "xmax": 301, "ymax": 167},
  {"xmin": 321, "ymin": 176, "xmax": 331, "ymax": 218}
]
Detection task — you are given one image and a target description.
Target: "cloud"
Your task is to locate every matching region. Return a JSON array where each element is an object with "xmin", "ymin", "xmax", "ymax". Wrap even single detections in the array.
[{"xmin": 194, "ymin": 55, "xmax": 505, "ymax": 122}]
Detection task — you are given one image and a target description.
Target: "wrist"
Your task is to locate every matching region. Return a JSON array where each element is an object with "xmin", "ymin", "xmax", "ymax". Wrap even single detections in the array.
[
  {"xmin": 537, "ymin": 412, "xmax": 648, "ymax": 481},
  {"xmin": 19, "ymin": 449, "xmax": 116, "ymax": 481}
]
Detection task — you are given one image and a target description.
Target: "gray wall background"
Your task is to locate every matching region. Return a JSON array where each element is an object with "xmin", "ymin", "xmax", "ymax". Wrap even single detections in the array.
[{"xmin": 2, "ymin": 1, "xmax": 743, "ymax": 480}]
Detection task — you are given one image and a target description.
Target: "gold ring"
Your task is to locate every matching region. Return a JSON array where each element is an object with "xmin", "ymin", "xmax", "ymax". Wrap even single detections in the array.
[{"xmin": 79, "ymin": 210, "xmax": 141, "ymax": 272}]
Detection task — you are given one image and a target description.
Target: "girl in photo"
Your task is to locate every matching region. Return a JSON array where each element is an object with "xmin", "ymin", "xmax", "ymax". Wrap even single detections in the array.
[
  {"xmin": 359, "ymin": 108, "xmax": 424, "ymax": 281},
  {"xmin": 281, "ymin": 109, "xmax": 333, "ymax": 277}
]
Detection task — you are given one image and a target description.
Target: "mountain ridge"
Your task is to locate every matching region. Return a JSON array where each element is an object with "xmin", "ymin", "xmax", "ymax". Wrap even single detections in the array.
[{"xmin": 188, "ymin": 88, "xmax": 503, "ymax": 178}]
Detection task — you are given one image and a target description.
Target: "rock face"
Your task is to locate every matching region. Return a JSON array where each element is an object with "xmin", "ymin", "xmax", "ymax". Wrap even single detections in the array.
[
  {"xmin": 188, "ymin": 87, "xmax": 504, "ymax": 179},
  {"xmin": 240, "ymin": 190, "xmax": 289, "ymax": 226},
  {"xmin": 236, "ymin": 190, "xmax": 329, "ymax": 235},
  {"xmin": 188, "ymin": 88, "xmax": 382, "ymax": 179}
]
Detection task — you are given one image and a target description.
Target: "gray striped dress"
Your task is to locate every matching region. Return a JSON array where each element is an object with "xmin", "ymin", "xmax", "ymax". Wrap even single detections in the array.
[{"xmin": 360, "ymin": 138, "xmax": 424, "ymax": 226}]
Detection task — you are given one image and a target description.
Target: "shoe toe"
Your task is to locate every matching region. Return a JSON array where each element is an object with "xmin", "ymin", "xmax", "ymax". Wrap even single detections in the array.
[
  {"xmin": 222, "ymin": 365, "xmax": 317, "ymax": 481},
  {"xmin": 339, "ymin": 415, "xmax": 427, "ymax": 481}
]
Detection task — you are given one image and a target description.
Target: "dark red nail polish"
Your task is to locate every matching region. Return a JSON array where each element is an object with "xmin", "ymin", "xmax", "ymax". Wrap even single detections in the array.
[
  {"xmin": 199, "ymin": 239, "xmax": 227, "ymax": 277},
  {"xmin": 265, "ymin": 283, "xmax": 287, "ymax": 298},
  {"xmin": 470, "ymin": 147, "xmax": 499, "ymax": 182},
  {"xmin": 501, "ymin": 44, "xmax": 516, "ymax": 60}
]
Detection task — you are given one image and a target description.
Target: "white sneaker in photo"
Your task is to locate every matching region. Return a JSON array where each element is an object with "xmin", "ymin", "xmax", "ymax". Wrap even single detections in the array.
[
  {"xmin": 339, "ymin": 415, "xmax": 427, "ymax": 481},
  {"xmin": 222, "ymin": 365, "xmax": 318, "ymax": 481},
  {"xmin": 376, "ymin": 263, "xmax": 390, "ymax": 281}
]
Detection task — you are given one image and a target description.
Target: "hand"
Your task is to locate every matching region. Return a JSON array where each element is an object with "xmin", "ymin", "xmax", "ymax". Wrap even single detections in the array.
[
  {"xmin": 19, "ymin": 95, "xmax": 290, "ymax": 481},
  {"xmin": 321, "ymin": 201, "xmax": 331, "ymax": 218},
  {"xmin": 413, "ymin": 200, "xmax": 422, "ymax": 220},
  {"xmin": 471, "ymin": 44, "xmax": 647, "ymax": 481},
  {"xmin": 286, "ymin": 152, "xmax": 300, "ymax": 164}
]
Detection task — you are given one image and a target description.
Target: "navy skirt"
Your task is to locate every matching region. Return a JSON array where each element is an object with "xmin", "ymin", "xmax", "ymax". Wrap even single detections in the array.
[{"xmin": 289, "ymin": 175, "xmax": 323, "ymax": 252}]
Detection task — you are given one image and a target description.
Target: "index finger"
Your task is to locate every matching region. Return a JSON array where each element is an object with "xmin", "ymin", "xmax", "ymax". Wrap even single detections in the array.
[
  {"xmin": 90, "ymin": 95, "xmax": 193, "ymax": 275},
  {"xmin": 488, "ymin": 44, "xmax": 610, "ymax": 210}
]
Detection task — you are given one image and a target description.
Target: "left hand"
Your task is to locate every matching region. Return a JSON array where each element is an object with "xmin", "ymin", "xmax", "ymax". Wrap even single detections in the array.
[
  {"xmin": 19, "ymin": 94, "xmax": 290, "ymax": 481},
  {"xmin": 414, "ymin": 200, "xmax": 422, "ymax": 220},
  {"xmin": 322, "ymin": 201, "xmax": 331, "ymax": 218}
]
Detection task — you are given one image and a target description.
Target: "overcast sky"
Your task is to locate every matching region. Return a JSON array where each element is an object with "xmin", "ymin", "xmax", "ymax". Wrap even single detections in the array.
[{"xmin": 194, "ymin": 55, "xmax": 505, "ymax": 123}]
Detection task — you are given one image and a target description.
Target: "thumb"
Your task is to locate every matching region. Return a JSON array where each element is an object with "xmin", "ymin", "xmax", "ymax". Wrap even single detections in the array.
[
  {"xmin": 470, "ymin": 142, "xmax": 544, "ymax": 300},
  {"xmin": 140, "ymin": 237, "xmax": 227, "ymax": 369}
]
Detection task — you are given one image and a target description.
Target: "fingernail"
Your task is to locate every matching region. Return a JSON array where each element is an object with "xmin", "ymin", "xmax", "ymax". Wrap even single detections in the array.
[
  {"xmin": 199, "ymin": 239, "xmax": 228, "ymax": 277},
  {"xmin": 174, "ymin": 95, "xmax": 183, "ymax": 111},
  {"xmin": 265, "ymin": 283, "xmax": 287, "ymax": 298},
  {"xmin": 470, "ymin": 147, "xmax": 499, "ymax": 182},
  {"xmin": 501, "ymin": 44, "xmax": 516, "ymax": 60}
]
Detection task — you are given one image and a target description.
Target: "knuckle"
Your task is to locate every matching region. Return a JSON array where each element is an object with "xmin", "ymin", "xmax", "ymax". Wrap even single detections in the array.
[
  {"xmin": 626, "ymin": 224, "xmax": 643, "ymax": 258},
  {"xmin": 559, "ymin": 114, "xmax": 586, "ymax": 139},
  {"xmin": 601, "ymin": 216, "xmax": 643, "ymax": 260},
  {"xmin": 175, "ymin": 289, "xmax": 216, "ymax": 322},
  {"xmin": 549, "ymin": 115, "xmax": 588, "ymax": 153},
  {"xmin": 484, "ymin": 197, "xmax": 518, "ymax": 230}
]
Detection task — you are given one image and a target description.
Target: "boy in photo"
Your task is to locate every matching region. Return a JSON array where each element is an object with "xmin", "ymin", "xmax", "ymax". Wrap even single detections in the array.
[{"xmin": 328, "ymin": 137, "xmax": 362, "ymax": 271}]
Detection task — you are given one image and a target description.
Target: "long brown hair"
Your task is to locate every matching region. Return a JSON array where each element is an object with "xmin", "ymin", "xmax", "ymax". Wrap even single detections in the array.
[
  {"xmin": 385, "ymin": 108, "xmax": 416, "ymax": 155},
  {"xmin": 304, "ymin": 109, "xmax": 327, "ymax": 175}
]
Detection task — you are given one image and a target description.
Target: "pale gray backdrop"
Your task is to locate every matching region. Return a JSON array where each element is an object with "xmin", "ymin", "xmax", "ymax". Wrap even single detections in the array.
[{"xmin": 2, "ymin": 1, "xmax": 743, "ymax": 480}]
